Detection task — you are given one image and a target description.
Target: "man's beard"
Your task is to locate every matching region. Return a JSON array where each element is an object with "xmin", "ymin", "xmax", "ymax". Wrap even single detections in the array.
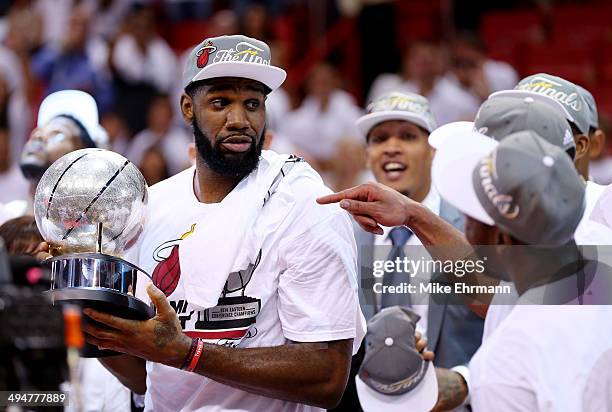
[{"xmin": 192, "ymin": 119, "xmax": 265, "ymax": 178}]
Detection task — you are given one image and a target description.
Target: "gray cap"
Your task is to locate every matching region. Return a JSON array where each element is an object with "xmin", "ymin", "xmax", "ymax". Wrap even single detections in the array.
[
  {"xmin": 474, "ymin": 96, "xmax": 575, "ymax": 157},
  {"xmin": 355, "ymin": 306, "xmax": 438, "ymax": 412},
  {"xmin": 472, "ymin": 131, "xmax": 585, "ymax": 245},
  {"xmin": 576, "ymin": 84, "xmax": 598, "ymax": 130},
  {"xmin": 513, "ymin": 73, "xmax": 590, "ymax": 135},
  {"xmin": 182, "ymin": 35, "xmax": 286, "ymax": 92},
  {"xmin": 356, "ymin": 92, "xmax": 438, "ymax": 138}
]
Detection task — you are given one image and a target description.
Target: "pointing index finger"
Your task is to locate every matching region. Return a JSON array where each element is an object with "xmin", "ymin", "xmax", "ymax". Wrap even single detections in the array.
[{"xmin": 316, "ymin": 185, "xmax": 368, "ymax": 205}]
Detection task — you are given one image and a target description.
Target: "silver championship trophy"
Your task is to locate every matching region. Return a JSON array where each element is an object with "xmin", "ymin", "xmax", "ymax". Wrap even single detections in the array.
[{"xmin": 34, "ymin": 148, "xmax": 154, "ymax": 357}]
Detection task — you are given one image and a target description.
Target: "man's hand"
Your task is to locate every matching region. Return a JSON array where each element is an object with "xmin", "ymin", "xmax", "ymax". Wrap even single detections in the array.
[
  {"xmin": 34, "ymin": 241, "xmax": 52, "ymax": 261},
  {"xmin": 415, "ymin": 331, "xmax": 435, "ymax": 361},
  {"xmin": 432, "ymin": 368, "xmax": 469, "ymax": 412},
  {"xmin": 82, "ymin": 283, "xmax": 191, "ymax": 368},
  {"xmin": 316, "ymin": 182, "xmax": 417, "ymax": 234}
]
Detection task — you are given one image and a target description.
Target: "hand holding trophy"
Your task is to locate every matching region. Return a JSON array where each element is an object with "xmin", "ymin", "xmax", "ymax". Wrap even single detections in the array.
[{"xmin": 34, "ymin": 148, "xmax": 154, "ymax": 357}]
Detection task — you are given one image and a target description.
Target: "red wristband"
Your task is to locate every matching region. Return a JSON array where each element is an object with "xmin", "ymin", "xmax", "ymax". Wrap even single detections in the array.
[{"xmin": 185, "ymin": 339, "xmax": 204, "ymax": 372}]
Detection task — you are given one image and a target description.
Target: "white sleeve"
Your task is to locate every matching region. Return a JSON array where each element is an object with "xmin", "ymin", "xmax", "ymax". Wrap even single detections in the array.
[
  {"xmin": 277, "ymin": 206, "xmax": 363, "ymax": 343},
  {"xmin": 471, "ymin": 383, "xmax": 537, "ymax": 412}
]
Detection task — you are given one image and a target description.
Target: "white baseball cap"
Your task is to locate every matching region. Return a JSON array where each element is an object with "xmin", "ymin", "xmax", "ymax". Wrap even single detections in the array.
[
  {"xmin": 182, "ymin": 35, "xmax": 286, "ymax": 92},
  {"xmin": 428, "ymin": 121, "xmax": 475, "ymax": 149},
  {"xmin": 432, "ymin": 129, "xmax": 498, "ymax": 225},
  {"xmin": 357, "ymin": 92, "xmax": 437, "ymax": 138},
  {"xmin": 37, "ymin": 90, "xmax": 108, "ymax": 148},
  {"xmin": 355, "ymin": 306, "xmax": 438, "ymax": 412}
]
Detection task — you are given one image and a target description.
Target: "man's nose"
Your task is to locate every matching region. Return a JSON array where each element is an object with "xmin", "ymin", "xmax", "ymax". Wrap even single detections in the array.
[
  {"xmin": 382, "ymin": 136, "xmax": 403, "ymax": 155},
  {"xmin": 225, "ymin": 105, "xmax": 250, "ymax": 131}
]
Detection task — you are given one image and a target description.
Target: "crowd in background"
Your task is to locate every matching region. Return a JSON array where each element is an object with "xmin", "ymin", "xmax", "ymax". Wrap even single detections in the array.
[{"xmin": 1, "ymin": 0, "xmax": 610, "ymax": 206}]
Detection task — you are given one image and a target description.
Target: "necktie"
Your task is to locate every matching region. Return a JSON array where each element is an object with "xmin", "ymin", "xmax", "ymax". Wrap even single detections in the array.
[{"xmin": 380, "ymin": 226, "xmax": 413, "ymax": 310}]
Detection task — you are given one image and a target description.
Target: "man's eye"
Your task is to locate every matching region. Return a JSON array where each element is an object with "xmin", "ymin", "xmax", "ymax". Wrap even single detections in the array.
[
  {"xmin": 402, "ymin": 133, "xmax": 417, "ymax": 141},
  {"xmin": 211, "ymin": 99, "xmax": 227, "ymax": 109},
  {"xmin": 245, "ymin": 100, "xmax": 261, "ymax": 110},
  {"xmin": 369, "ymin": 135, "xmax": 386, "ymax": 144}
]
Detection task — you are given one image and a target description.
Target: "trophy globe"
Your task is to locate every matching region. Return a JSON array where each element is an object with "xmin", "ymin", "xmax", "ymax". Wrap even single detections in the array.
[{"xmin": 35, "ymin": 148, "xmax": 154, "ymax": 357}]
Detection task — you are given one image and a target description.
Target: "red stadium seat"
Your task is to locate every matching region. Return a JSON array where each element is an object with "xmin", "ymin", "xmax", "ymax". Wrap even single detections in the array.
[
  {"xmin": 523, "ymin": 43, "xmax": 596, "ymax": 86},
  {"xmin": 167, "ymin": 20, "xmax": 211, "ymax": 53},
  {"xmin": 592, "ymin": 83, "xmax": 612, "ymax": 119},
  {"xmin": 551, "ymin": 4, "xmax": 612, "ymax": 49},
  {"xmin": 480, "ymin": 8, "xmax": 545, "ymax": 68}
]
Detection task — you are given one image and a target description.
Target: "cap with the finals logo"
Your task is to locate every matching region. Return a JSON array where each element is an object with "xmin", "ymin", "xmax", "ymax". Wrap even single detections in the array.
[
  {"xmin": 182, "ymin": 35, "xmax": 286, "ymax": 92},
  {"xmin": 356, "ymin": 92, "xmax": 438, "ymax": 138},
  {"xmin": 576, "ymin": 84, "xmax": 598, "ymax": 130},
  {"xmin": 355, "ymin": 306, "xmax": 438, "ymax": 412},
  {"xmin": 474, "ymin": 96, "xmax": 575, "ymax": 157},
  {"xmin": 433, "ymin": 130, "xmax": 585, "ymax": 245},
  {"xmin": 489, "ymin": 73, "xmax": 590, "ymax": 135}
]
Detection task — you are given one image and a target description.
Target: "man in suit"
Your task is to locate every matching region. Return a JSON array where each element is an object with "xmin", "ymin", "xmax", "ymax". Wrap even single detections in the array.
[{"xmin": 334, "ymin": 92, "xmax": 484, "ymax": 411}]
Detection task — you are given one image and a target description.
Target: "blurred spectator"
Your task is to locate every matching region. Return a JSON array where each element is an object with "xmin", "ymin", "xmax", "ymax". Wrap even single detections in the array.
[
  {"xmin": 209, "ymin": 9, "xmax": 239, "ymax": 37},
  {"xmin": 265, "ymin": 40, "xmax": 291, "ymax": 133},
  {"xmin": 589, "ymin": 114, "xmax": 612, "ymax": 185},
  {"xmin": 126, "ymin": 94, "xmax": 191, "ymax": 183},
  {"xmin": 4, "ymin": 0, "xmax": 42, "ymax": 55},
  {"xmin": 281, "ymin": 62, "xmax": 364, "ymax": 190},
  {"xmin": 239, "ymin": 3, "xmax": 275, "ymax": 43},
  {"xmin": 0, "ymin": 123, "xmax": 29, "ymax": 204},
  {"xmin": 0, "ymin": 215, "xmax": 42, "ymax": 255},
  {"xmin": 111, "ymin": 4, "xmax": 177, "ymax": 133},
  {"xmin": 100, "ymin": 111, "xmax": 130, "ymax": 156},
  {"xmin": 368, "ymin": 41, "xmax": 479, "ymax": 125},
  {"xmin": 34, "ymin": 0, "xmax": 75, "ymax": 47},
  {"xmin": 0, "ymin": 45, "xmax": 31, "ymax": 164},
  {"xmin": 31, "ymin": 5, "xmax": 113, "ymax": 112},
  {"xmin": 164, "ymin": 0, "xmax": 212, "ymax": 22},
  {"xmin": 3, "ymin": 0, "xmax": 42, "ymax": 101},
  {"xmin": 446, "ymin": 31, "xmax": 518, "ymax": 103},
  {"xmin": 84, "ymin": 0, "xmax": 135, "ymax": 41},
  {"xmin": 112, "ymin": 4, "xmax": 176, "ymax": 94},
  {"xmin": 139, "ymin": 146, "xmax": 170, "ymax": 185}
]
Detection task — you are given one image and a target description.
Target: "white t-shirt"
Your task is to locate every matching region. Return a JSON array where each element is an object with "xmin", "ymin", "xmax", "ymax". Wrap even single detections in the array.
[
  {"xmin": 484, "ymin": 180, "xmax": 612, "ymax": 341},
  {"xmin": 132, "ymin": 164, "xmax": 363, "ymax": 412},
  {"xmin": 470, "ymin": 277, "xmax": 612, "ymax": 411}
]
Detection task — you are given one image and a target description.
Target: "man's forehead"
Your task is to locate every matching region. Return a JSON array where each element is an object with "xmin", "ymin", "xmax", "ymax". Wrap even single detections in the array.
[
  {"xmin": 371, "ymin": 119, "xmax": 425, "ymax": 133},
  {"xmin": 41, "ymin": 116, "xmax": 80, "ymax": 131},
  {"xmin": 200, "ymin": 77, "xmax": 267, "ymax": 94}
]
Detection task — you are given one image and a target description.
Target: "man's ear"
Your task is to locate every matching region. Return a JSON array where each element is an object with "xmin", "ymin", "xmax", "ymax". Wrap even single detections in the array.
[
  {"xmin": 180, "ymin": 93, "xmax": 194, "ymax": 123},
  {"xmin": 589, "ymin": 129, "xmax": 606, "ymax": 159},
  {"xmin": 574, "ymin": 134, "xmax": 591, "ymax": 161}
]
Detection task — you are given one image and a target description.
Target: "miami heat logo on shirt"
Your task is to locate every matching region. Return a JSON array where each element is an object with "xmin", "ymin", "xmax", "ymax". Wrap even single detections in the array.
[
  {"xmin": 151, "ymin": 224, "xmax": 262, "ymax": 347},
  {"xmin": 152, "ymin": 224, "xmax": 196, "ymax": 297}
]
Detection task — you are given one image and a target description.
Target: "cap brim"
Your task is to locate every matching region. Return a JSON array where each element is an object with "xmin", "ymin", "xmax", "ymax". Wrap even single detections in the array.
[
  {"xmin": 356, "ymin": 111, "xmax": 433, "ymax": 138},
  {"xmin": 37, "ymin": 90, "xmax": 99, "ymax": 138},
  {"xmin": 190, "ymin": 61, "xmax": 287, "ymax": 91},
  {"xmin": 489, "ymin": 90, "xmax": 575, "ymax": 124},
  {"xmin": 432, "ymin": 130, "xmax": 497, "ymax": 225},
  {"xmin": 428, "ymin": 121, "xmax": 474, "ymax": 149},
  {"xmin": 355, "ymin": 362, "xmax": 438, "ymax": 412}
]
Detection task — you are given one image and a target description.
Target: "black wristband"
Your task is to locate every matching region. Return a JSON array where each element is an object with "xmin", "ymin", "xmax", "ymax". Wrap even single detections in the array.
[{"xmin": 180, "ymin": 338, "xmax": 199, "ymax": 370}]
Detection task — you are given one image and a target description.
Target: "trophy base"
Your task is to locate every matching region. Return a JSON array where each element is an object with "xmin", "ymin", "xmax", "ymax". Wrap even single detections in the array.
[{"xmin": 47, "ymin": 287, "xmax": 155, "ymax": 358}]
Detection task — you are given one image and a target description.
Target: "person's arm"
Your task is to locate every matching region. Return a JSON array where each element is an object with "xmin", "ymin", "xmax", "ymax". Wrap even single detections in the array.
[
  {"xmin": 82, "ymin": 284, "xmax": 353, "ymax": 409},
  {"xmin": 98, "ymin": 355, "xmax": 147, "ymax": 395},
  {"xmin": 432, "ymin": 367, "xmax": 470, "ymax": 412},
  {"xmin": 317, "ymin": 182, "xmax": 498, "ymax": 315}
]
